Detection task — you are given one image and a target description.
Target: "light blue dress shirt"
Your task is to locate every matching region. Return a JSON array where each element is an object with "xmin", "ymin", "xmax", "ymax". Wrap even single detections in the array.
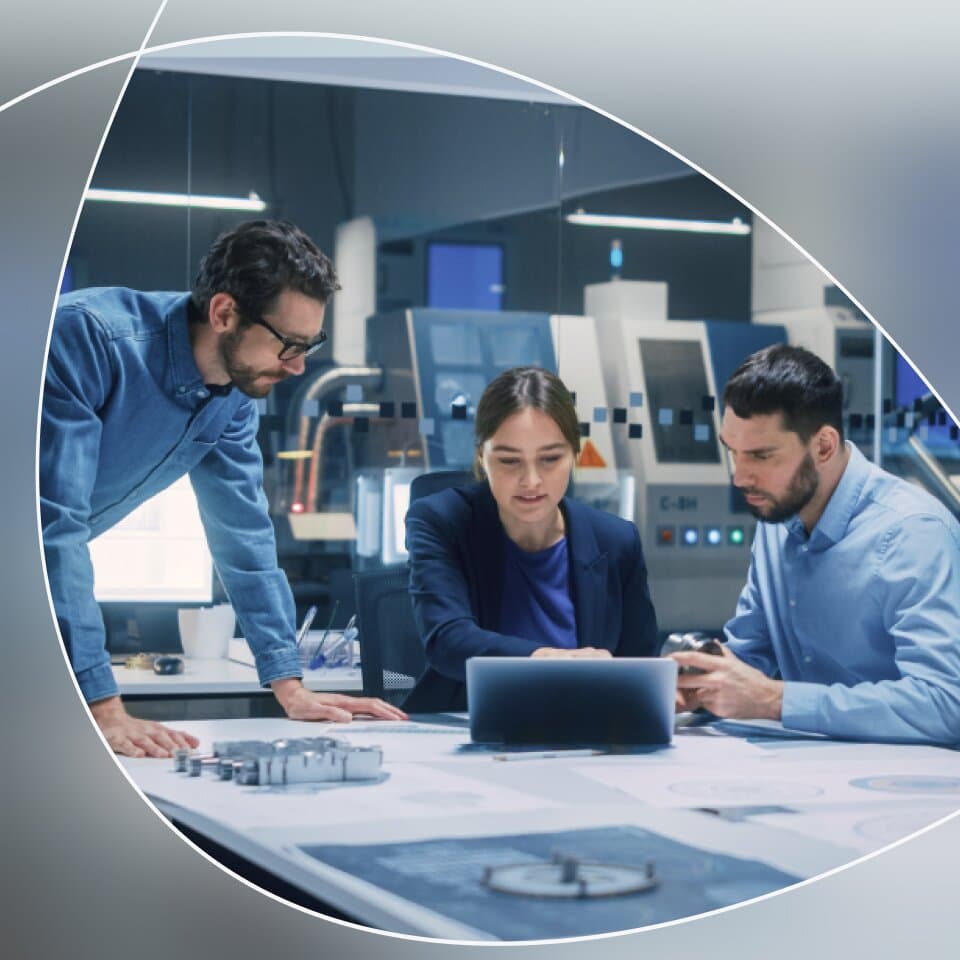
[
  {"xmin": 725, "ymin": 442, "xmax": 960, "ymax": 745},
  {"xmin": 40, "ymin": 288, "xmax": 301, "ymax": 703}
]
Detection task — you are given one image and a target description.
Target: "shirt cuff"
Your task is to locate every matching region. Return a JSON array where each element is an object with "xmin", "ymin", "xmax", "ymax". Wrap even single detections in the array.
[
  {"xmin": 76, "ymin": 661, "xmax": 120, "ymax": 704},
  {"xmin": 780, "ymin": 681, "xmax": 825, "ymax": 733},
  {"xmin": 253, "ymin": 645, "xmax": 303, "ymax": 688}
]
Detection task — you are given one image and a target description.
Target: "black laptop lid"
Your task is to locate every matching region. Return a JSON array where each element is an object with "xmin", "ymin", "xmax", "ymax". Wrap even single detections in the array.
[{"xmin": 467, "ymin": 657, "xmax": 677, "ymax": 747}]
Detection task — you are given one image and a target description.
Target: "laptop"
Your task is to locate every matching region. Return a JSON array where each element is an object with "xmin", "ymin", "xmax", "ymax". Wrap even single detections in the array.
[{"xmin": 467, "ymin": 657, "xmax": 678, "ymax": 747}]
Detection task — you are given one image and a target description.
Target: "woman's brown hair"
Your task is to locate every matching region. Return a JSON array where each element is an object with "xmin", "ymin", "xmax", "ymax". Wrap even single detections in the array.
[{"xmin": 473, "ymin": 366, "xmax": 581, "ymax": 479}]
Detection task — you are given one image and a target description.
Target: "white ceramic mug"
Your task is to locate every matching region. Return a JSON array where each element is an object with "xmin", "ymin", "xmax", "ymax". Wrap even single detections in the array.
[{"xmin": 178, "ymin": 604, "xmax": 236, "ymax": 659}]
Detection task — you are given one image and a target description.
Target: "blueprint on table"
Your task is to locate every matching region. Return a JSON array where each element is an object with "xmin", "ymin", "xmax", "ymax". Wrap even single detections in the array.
[{"xmin": 300, "ymin": 825, "xmax": 798, "ymax": 940}]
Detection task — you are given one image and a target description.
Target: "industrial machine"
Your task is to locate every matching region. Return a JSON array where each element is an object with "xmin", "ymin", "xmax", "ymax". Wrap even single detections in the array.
[
  {"xmin": 585, "ymin": 280, "xmax": 787, "ymax": 632},
  {"xmin": 275, "ymin": 279, "xmax": 960, "ymax": 637}
]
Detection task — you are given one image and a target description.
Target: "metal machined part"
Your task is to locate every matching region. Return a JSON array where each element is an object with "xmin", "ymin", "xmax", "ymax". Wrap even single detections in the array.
[
  {"xmin": 482, "ymin": 851, "xmax": 658, "ymax": 899},
  {"xmin": 238, "ymin": 757, "xmax": 261, "ymax": 785},
  {"xmin": 661, "ymin": 631, "xmax": 724, "ymax": 674},
  {"xmin": 175, "ymin": 737, "xmax": 382, "ymax": 785},
  {"xmin": 344, "ymin": 745, "xmax": 383, "ymax": 781},
  {"xmin": 188, "ymin": 755, "xmax": 219, "ymax": 777},
  {"xmin": 211, "ymin": 740, "xmax": 274, "ymax": 759}
]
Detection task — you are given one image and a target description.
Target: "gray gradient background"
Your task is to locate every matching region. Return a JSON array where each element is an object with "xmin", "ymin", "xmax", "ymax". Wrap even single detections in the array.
[{"xmin": 3, "ymin": 2, "xmax": 958, "ymax": 957}]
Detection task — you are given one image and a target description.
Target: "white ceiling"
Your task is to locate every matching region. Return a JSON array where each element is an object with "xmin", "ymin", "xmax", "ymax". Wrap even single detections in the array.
[{"xmin": 139, "ymin": 36, "xmax": 570, "ymax": 103}]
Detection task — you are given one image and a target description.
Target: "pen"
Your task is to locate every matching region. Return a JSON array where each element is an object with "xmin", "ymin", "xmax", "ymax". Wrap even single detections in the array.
[
  {"xmin": 493, "ymin": 749, "xmax": 603, "ymax": 762},
  {"xmin": 296, "ymin": 604, "xmax": 318, "ymax": 649},
  {"xmin": 307, "ymin": 600, "xmax": 340, "ymax": 669}
]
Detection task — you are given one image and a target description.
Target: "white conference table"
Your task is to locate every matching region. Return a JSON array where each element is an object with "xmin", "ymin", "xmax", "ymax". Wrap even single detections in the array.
[{"xmin": 120, "ymin": 714, "xmax": 960, "ymax": 942}]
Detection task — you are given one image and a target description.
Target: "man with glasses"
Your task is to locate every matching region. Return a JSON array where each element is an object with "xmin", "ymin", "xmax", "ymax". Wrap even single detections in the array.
[{"xmin": 41, "ymin": 220, "xmax": 405, "ymax": 759}]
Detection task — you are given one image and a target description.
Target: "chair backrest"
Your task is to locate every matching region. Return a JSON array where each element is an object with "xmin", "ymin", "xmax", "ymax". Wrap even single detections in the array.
[
  {"xmin": 353, "ymin": 472, "xmax": 472, "ymax": 704},
  {"xmin": 353, "ymin": 567, "xmax": 426, "ymax": 705},
  {"xmin": 409, "ymin": 469, "xmax": 474, "ymax": 503}
]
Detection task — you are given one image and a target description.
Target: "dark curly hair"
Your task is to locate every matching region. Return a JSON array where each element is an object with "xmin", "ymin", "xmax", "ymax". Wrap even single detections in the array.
[
  {"xmin": 723, "ymin": 344, "xmax": 844, "ymax": 442},
  {"xmin": 190, "ymin": 219, "xmax": 340, "ymax": 325}
]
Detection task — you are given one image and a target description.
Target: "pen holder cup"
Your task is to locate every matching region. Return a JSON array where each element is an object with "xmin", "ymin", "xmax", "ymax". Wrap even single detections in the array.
[
  {"xmin": 322, "ymin": 633, "xmax": 355, "ymax": 668},
  {"xmin": 178, "ymin": 604, "xmax": 235, "ymax": 660},
  {"xmin": 299, "ymin": 628, "xmax": 356, "ymax": 670}
]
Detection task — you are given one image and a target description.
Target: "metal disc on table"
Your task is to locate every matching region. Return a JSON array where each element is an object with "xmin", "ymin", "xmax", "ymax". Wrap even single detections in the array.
[{"xmin": 482, "ymin": 853, "xmax": 657, "ymax": 899}]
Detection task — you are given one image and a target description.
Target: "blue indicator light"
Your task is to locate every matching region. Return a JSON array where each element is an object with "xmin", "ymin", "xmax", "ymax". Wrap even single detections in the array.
[
  {"xmin": 681, "ymin": 526, "xmax": 699, "ymax": 546},
  {"xmin": 706, "ymin": 527, "xmax": 723, "ymax": 546}
]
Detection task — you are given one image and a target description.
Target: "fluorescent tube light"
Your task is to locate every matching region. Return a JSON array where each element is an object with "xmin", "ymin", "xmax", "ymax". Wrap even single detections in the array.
[
  {"xmin": 85, "ymin": 188, "xmax": 267, "ymax": 212},
  {"xmin": 565, "ymin": 210, "xmax": 750, "ymax": 235}
]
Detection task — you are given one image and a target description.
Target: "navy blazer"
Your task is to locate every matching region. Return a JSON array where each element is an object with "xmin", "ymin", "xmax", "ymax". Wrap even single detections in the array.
[{"xmin": 403, "ymin": 482, "xmax": 659, "ymax": 712}]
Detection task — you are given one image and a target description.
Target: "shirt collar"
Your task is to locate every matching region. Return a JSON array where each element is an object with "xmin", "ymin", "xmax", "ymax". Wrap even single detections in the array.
[
  {"xmin": 800, "ymin": 442, "xmax": 870, "ymax": 549},
  {"xmin": 167, "ymin": 294, "xmax": 207, "ymax": 396}
]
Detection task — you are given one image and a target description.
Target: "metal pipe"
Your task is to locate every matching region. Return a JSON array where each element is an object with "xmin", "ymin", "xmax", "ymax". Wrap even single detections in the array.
[
  {"xmin": 907, "ymin": 435, "xmax": 960, "ymax": 514},
  {"xmin": 308, "ymin": 403, "xmax": 381, "ymax": 511},
  {"xmin": 289, "ymin": 366, "xmax": 383, "ymax": 506}
]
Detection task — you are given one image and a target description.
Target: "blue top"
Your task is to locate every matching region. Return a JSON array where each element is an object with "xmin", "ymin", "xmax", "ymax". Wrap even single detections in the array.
[
  {"xmin": 40, "ymin": 288, "xmax": 301, "ymax": 703},
  {"xmin": 499, "ymin": 537, "xmax": 577, "ymax": 650},
  {"xmin": 726, "ymin": 442, "xmax": 960, "ymax": 745},
  {"xmin": 404, "ymin": 481, "xmax": 658, "ymax": 713}
]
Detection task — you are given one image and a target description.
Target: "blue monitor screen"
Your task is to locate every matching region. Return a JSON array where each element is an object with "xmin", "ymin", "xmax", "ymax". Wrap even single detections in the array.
[
  {"xmin": 895, "ymin": 354, "xmax": 957, "ymax": 444},
  {"xmin": 427, "ymin": 242, "xmax": 504, "ymax": 311}
]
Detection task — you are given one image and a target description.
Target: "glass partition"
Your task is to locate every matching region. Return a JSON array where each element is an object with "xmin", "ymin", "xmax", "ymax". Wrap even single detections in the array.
[{"xmin": 65, "ymin": 35, "xmax": 960, "ymax": 635}]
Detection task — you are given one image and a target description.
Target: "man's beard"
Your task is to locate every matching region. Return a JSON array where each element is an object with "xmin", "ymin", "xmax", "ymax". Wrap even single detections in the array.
[
  {"xmin": 220, "ymin": 330, "xmax": 288, "ymax": 399},
  {"xmin": 743, "ymin": 451, "xmax": 819, "ymax": 524}
]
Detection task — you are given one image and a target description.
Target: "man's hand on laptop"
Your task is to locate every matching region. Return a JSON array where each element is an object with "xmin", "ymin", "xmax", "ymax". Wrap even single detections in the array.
[
  {"xmin": 530, "ymin": 647, "xmax": 613, "ymax": 659},
  {"xmin": 671, "ymin": 645, "xmax": 784, "ymax": 720},
  {"xmin": 90, "ymin": 696, "xmax": 200, "ymax": 758}
]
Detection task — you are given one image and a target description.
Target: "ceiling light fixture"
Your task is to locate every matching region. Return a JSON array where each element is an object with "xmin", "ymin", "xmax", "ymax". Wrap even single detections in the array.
[
  {"xmin": 85, "ymin": 188, "xmax": 267, "ymax": 212},
  {"xmin": 565, "ymin": 210, "xmax": 751, "ymax": 235}
]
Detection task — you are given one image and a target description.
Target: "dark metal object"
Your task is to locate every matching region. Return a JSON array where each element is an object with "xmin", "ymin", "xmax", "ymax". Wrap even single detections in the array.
[
  {"xmin": 152, "ymin": 655, "xmax": 184, "ymax": 675},
  {"xmin": 661, "ymin": 631, "xmax": 724, "ymax": 674}
]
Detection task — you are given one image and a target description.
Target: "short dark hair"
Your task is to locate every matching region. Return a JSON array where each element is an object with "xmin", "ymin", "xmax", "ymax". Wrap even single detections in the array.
[
  {"xmin": 191, "ymin": 219, "xmax": 340, "ymax": 324},
  {"xmin": 473, "ymin": 366, "xmax": 581, "ymax": 479},
  {"xmin": 723, "ymin": 344, "xmax": 844, "ymax": 442}
]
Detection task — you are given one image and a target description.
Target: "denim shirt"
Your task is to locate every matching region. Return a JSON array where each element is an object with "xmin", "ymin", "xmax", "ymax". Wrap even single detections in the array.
[
  {"xmin": 40, "ymin": 288, "xmax": 301, "ymax": 702},
  {"xmin": 726, "ymin": 443, "xmax": 960, "ymax": 745}
]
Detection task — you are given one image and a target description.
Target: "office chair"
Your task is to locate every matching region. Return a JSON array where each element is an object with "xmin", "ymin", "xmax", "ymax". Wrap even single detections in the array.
[
  {"xmin": 409, "ymin": 469, "xmax": 474, "ymax": 503},
  {"xmin": 354, "ymin": 471, "xmax": 474, "ymax": 706},
  {"xmin": 353, "ymin": 566, "xmax": 427, "ymax": 706}
]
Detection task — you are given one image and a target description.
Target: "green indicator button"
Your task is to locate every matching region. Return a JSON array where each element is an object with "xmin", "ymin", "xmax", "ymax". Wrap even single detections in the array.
[{"xmin": 728, "ymin": 526, "xmax": 745, "ymax": 546}]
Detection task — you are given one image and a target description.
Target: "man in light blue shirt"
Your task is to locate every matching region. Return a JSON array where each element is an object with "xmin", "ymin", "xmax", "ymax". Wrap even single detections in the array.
[
  {"xmin": 673, "ymin": 344, "xmax": 960, "ymax": 745},
  {"xmin": 41, "ymin": 220, "xmax": 404, "ymax": 759}
]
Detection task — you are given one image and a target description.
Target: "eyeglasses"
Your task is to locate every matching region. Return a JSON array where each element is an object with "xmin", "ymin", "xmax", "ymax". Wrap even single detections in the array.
[{"xmin": 250, "ymin": 315, "xmax": 328, "ymax": 361}]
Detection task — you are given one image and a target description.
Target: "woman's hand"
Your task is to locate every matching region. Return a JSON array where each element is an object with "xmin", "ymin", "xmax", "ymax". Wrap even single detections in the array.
[{"xmin": 530, "ymin": 646, "xmax": 613, "ymax": 659}]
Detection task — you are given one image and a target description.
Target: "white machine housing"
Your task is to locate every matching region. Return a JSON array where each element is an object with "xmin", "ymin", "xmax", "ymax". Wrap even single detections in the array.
[{"xmin": 586, "ymin": 280, "xmax": 775, "ymax": 632}]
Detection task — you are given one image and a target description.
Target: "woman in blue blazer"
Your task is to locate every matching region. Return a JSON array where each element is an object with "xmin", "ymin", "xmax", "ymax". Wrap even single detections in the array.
[{"xmin": 404, "ymin": 366, "xmax": 659, "ymax": 713}]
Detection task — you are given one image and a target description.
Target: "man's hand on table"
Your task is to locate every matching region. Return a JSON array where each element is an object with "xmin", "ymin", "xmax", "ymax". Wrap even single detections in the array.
[
  {"xmin": 271, "ymin": 678, "xmax": 408, "ymax": 722},
  {"xmin": 671, "ymin": 644, "xmax": 784, "ymax": 720},
  {"xmin": 90, "ymin": 696, "xmax": 200, "ymax": 758}
]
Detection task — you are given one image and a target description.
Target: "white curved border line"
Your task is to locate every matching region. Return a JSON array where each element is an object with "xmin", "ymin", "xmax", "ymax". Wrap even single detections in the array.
[{"xmin": 24, "ymin": 25, "xmax": 960, "ymax": 950}]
